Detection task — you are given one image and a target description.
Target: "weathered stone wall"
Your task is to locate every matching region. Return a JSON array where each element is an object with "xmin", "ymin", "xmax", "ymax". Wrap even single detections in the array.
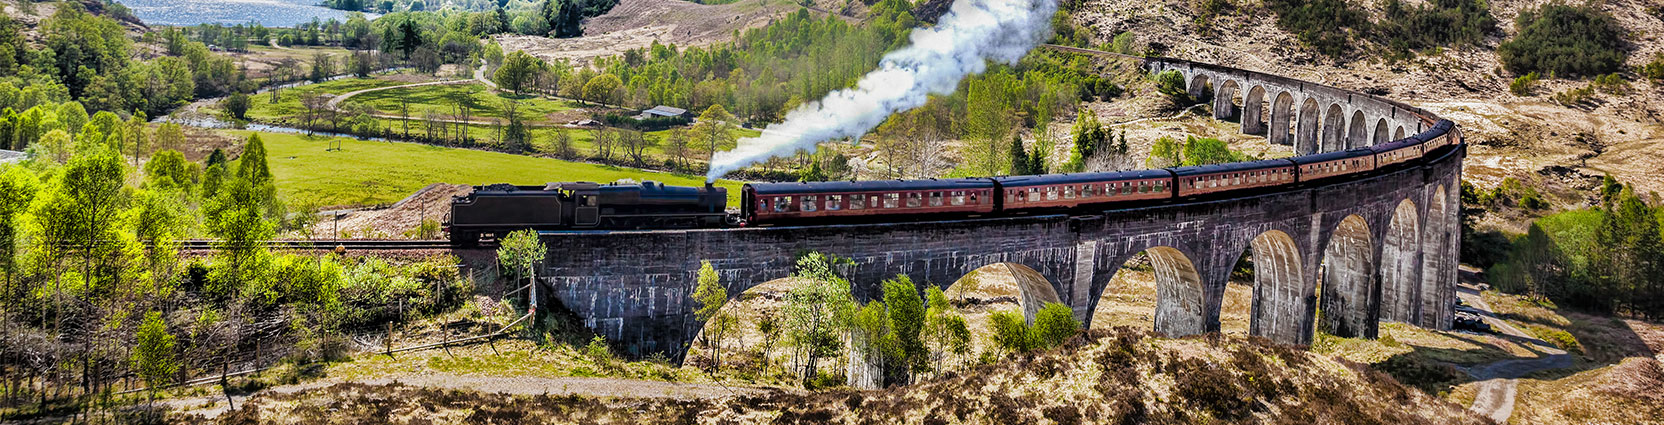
[{"xmin": 1148, "ymin": 59, "xmax": 1428, "ymax": 154}]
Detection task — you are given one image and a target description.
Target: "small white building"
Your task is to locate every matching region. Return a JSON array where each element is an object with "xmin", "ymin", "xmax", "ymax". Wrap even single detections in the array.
[{"xmin": 636, "ymin": 105, "xmax": 690, "ymax": 120}]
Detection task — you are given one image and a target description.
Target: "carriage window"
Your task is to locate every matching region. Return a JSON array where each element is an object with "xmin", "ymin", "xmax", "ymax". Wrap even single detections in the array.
[
  {"xmin": 950, "ymin": 191, "xmax": 966, "ymax": 206},
  {"xmin": 1063, "ymin": 185, "xmax": 1076, "ymax": 199},
  {"xmin": 906, "ymin": 192, "xmax": 922, "ymax": 208},
  {"xmin": 827, "ymin": 195, "xmax": 842, "ymax": 211},
  {"xmin": 970, "ymin": 191, "xmax": 980, "ymax": 204},
  {"xmin": 1155, "ymin": 180, "xmax": 1167, "ymax": 192},
  {"xmin": 802, "ymin": 195, "xmax": 818, "ymax": 212},
  {"xmin": 1123, "ymin": 182, "xmax": 1135, "ymax": 195},
  {"xmin": 929, "ymin": 192, "xmax": 943, "ymax": 207},
  {"xmin": 1208, "ymin": 177, "xmax": 1218, "ymax": 188},
  {"xmin": 775, "ymin": 196, "xmax": 792, "ymax": 212},
  {"xmin": 850, "ymin": 195, "xmax": 865, "ymax": 210},
  {"xmin": 1028, "ymin": 187, "xmax": 1040, "ymax": 200},
  {"xmin": 1139, "ymin": 181, "xmax": 1150, "ymax": 193},
  {"xmin": 1045, "ymin": 186, "xmax": 1059, "ymax": 200},
  {"xmin": 884, "ymin": 193, "xmax": 900, "ymax": 208}
]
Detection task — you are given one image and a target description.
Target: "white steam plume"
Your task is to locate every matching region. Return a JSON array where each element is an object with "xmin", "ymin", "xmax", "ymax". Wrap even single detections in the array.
[{"xmin": 705, "ymin": 0, "xmax": 1058, "ymax": 181}]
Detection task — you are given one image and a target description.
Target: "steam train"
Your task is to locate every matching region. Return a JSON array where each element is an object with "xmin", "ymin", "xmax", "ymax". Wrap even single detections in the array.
[{"xmin": 446, "ymin": 120, "xmax": 1459, "ymax": 244}]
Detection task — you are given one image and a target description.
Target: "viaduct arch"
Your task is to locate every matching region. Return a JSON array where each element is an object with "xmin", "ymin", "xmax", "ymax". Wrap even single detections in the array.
[{"xmin": 536, "ymin": 50, "xmax": 1465, "ymax": 360}]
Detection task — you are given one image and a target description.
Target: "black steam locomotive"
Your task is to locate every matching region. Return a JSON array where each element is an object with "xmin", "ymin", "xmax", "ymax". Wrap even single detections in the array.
[{"xmin": 445, "ymin": 180, "xmax": 729, "ymax": 244}]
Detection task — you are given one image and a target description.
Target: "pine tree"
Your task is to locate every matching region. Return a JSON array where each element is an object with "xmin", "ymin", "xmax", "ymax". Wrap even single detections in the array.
[{"xmin": 1007, "ymin": 135, "xmax": 1029, "ymax": 175}]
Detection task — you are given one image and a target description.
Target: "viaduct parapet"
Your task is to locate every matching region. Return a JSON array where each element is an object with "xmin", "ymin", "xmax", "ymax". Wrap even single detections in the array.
[{"xmin": 537, "ymin": 51, "xmax": 1465, "ymax": 360}]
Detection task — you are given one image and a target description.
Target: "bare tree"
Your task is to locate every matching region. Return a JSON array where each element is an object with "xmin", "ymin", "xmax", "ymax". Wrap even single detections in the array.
[
  {"xmin": 449, "ymin": 91, "xmax": 474, "ymax": 146},
  {"xmin": 298, "ymin": 90, "xmax": 331, "ymax": 135},
  {"xmin": 423, "ymin": 108, "xmax": 440, "ymax": 142},
  {"xmin": 619, "ymin": 129, "xmax": 658, "ymax": 166},
  {"xmin": 592, "ymin": 128, "xmax": 616, "ymax": 161},
  {"xmin": 664, "ymin": 128, "xmax": 690, "ymax": 171},
  {"xmin": 399, "ymin": 95, "xmax": 411, "ymax": 139},
  {"xmin": 501, "ymin": 100, "xmax": 530, "ymax": 152},
  {"xmin": 552, "ymin": 129, "xmax": 575, "ymax": 158}
]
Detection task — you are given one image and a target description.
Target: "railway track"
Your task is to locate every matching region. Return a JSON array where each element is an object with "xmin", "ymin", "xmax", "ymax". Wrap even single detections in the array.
[{"xmin": 177, "ymin": 239, "xmax": 490, "ymax": 251}]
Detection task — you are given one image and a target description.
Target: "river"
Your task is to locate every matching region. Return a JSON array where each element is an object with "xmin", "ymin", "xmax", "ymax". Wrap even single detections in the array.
[{"xmin": 113, "ymin": 0, "xmax": 378, "ymax": 27}]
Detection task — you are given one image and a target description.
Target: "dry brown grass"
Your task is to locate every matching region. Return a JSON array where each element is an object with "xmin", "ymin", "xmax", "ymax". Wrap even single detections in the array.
[
  {"xmin": 203, "ymin": 329, "xmax": 1493, "ymax": 424},
  {"xmin": 1508, "ymin": 358, "xmax": 1664, "ymax": 425}
]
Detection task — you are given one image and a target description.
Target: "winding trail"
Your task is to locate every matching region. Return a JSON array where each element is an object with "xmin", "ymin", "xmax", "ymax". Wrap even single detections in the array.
[
  {"xmin": 474, "ymin": 58, "xmax": 498, "ymax": 89},
  {"xmin": 1457, "ymin": 285, "xmax": 1574, "ymax": 423}
]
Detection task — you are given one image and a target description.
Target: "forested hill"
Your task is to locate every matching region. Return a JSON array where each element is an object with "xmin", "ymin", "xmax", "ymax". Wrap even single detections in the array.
[{"xmin": 0, "ymin": 0, "xmax": 248, "ymax": 121}]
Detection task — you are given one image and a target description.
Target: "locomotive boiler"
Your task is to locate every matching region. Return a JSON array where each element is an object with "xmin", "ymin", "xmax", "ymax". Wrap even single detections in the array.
[{"xmin": 446, "ymin": 180, "xmax": 729, "ymax": 244}]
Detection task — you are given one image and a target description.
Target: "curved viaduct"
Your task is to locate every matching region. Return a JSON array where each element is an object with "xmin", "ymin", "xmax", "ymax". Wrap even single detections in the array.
[{"xmin": 535, "ymin": 50, "xmax": 1465, "ymax": 359}]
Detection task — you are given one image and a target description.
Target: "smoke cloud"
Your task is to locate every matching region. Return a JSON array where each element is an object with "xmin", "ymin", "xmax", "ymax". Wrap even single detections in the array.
[{"xmin": 705, "ymin": 0, "xmax": 1058, "ymax": 181}]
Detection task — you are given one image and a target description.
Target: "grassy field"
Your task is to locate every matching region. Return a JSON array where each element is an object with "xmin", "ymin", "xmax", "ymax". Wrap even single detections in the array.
[
  {"xmin": 307, "ymin": 117, "xmax": 761, "ymax": 170},
  {"xmin": 229, "ymin": 130, "xmax": 746, "ymax": 209},
  {"xmin": 344, "ymin": 83, "xmax": 582, "ymax": 123},
  {"xmin": 246, "ymin": 77, "xmax": 414, "ymax": 122},
  {"xmin": 232, "ymin": 77, "xmax": 765, "ymax": 168}
]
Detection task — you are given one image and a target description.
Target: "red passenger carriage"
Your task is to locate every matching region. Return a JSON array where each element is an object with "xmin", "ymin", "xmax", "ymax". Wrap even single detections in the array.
[
  {"xmin": 742, "ymin": 179, "xmax": 997, "ymax": 225},
  {"xmin": 993, "ymin": 170, "xmax": 1174, "ymax": 212},
  {"xmin": 1172, "ymin": 159, "xmax": 1298, "ymax": 197}
]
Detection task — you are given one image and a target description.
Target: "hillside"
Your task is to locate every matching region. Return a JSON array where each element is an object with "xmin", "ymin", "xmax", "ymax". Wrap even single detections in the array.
[
  {"xmin": 497, "ymin": 0, "xmax": 855, "ymax": 66},
  {"xmin": 1070, "ymin": 0, "xmax": 1664, "ymax": 201},
  {"xmin": 205, "ymin": 328, "xmax": 1490, "ymax": 424}
]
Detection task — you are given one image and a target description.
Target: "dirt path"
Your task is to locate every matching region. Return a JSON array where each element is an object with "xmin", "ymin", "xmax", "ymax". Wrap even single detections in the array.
[
  {"xmin": 1457, "ymin": 285, "xmax": 1573, "ymax": 423},
  {"xmin": 474, "ymin": 58, "xmax": 497, "ymax": 89},
  {"xmin": 166, "ymin": 373, "xmax": 774, "ymax": 419}
]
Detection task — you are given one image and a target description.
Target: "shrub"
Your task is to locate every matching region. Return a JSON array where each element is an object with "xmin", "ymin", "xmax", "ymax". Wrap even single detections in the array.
[
  {"xmin": 1591, "ymin": 73, "xmax": 1630, "ymax": 94},
  {"xmin": 1031, "ymin": 303, "xmax": 1080, "ymax": 349},
  {"xmin": 1108, "ymin": 31, "xmax": 1138, "ymax": 55},
  {"xmin": 1552, "ymin": 85, "xmax": 1596, "ymax": 106},
  {"xmin": 584, "ymin": 335, "xmax": 614, "ymax": 361},
  {"xmin": 222, "ymin": 92, "xmax": 251, "ymax": 120},
  {"xmin": 990, "ymin": 310, "xmax": 1032, "ymax": 353},
  {"xmin": 1375, "ymin": 0, "xmax": 1496, "ymax": 56},
  {"xmin": 1264, "ymin": 0, "xmax": 1367, "ymax": 57},
  {"xmin": 1498, "ymin": 4, "xmax": 1627, "ymax": 78},
  {"xmin": 1153, "ymin": 70, "xmax": 1192, "ymax": 105},
  {"xmin": 1641, "ymin": 53, "xmax": 1664, "ymax": 83},
  {"xmin": 1509, "ymin": 72, "xmax": 1539, "ymax": 96},
  {"xmin": 1191, "ymin": 0, "xmax": 1232, "ymax": 31}
]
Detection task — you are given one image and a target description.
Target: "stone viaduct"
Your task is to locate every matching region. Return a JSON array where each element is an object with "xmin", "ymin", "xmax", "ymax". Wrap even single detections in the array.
[{"xmin": 536, "ymin": 49, "xmax": 1465, "ymax": 360}]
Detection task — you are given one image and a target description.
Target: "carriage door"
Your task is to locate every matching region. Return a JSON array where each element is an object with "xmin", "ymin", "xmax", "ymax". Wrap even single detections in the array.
[{"xmin": 575, "ymin": 193, "xmax": 600, "ymax": 227}]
